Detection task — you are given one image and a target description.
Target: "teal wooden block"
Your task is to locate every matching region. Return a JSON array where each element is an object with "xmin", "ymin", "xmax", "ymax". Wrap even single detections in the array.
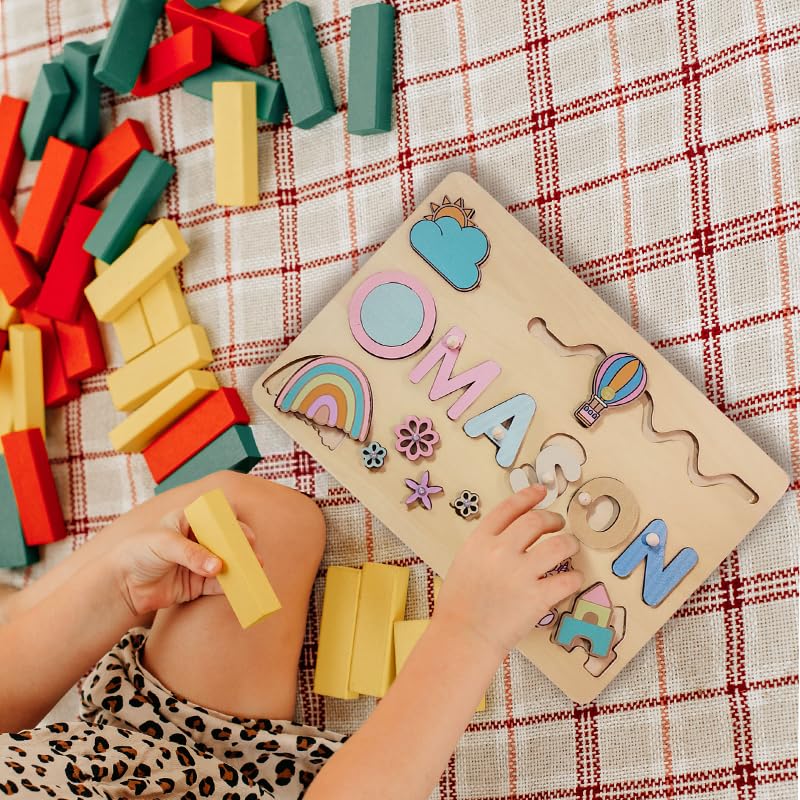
[
  {"xmin": 187, "ymin": 0, "xmax": 218, "ymax": 6},
  {"xmin": 0, "ymin": 456, "xmax": 39, "ymax": 569},
  {"xmin": 58, "ymin": 42, "xmax": 102, "ymax": 149},
  {"xmin": 20, "ymin": 63, "xmax": 73, "ymax": 160},
  {"xmin": 155, "ymin": 424, "xmax": 261, "ymax": 494},
  {"xmin": 84, "ymin": 150, "xmax": 176, "ymax": 263},
  {"xmin": 266, "ymin": 2, "xmax": 335, "ymax": 129},
  {"xmin": 347, "ymin": 3, "xmax": 395, "ymax": 135},
  {"xmin": 94, "ymin": 0, "xmax": 165, "ymax": 94},
  {"xmin": 183, "ymin": 62, "xmax": 286, "ymax": 124}
]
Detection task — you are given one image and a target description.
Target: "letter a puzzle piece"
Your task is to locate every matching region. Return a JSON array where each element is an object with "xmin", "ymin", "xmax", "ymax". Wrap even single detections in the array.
[
  {"xmin": 213, "ymin": 81, "xmax": 259, "ymax": 207},
  {"xmin": 184, "ymin": 488, "xmax": 281, "ymax": 628},
  {"xmin": 612, "ymin": 519, "xmax": 699, "ymax": 607},
  {"xmin": 314, "ymin": 566, "xmax": 362, "ymax": 699},
  {"xmin": 463, "ymin": 393, "xmax": 536, "ymax": 468},
  {"xmin": 0, "ymin": 95, "xmax": 27, "ymax": 202}
]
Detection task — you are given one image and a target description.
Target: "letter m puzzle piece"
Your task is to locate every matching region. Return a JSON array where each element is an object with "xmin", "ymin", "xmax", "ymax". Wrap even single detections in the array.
[{"xmin": 612, "ymin": 519, "xmax": 698, "ymax": 607}]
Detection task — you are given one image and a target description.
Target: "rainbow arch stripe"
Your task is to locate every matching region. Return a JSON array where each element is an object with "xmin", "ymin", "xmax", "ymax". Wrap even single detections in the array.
[{"xmin": 275, "ymin": 356, "xmax": 373, "ymax": 442}]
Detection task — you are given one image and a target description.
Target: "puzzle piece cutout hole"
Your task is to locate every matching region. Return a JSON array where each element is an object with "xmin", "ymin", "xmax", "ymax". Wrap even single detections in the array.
[{"xmin": 586, "ymin": 494, "xmax": 620, "ymax": 533}]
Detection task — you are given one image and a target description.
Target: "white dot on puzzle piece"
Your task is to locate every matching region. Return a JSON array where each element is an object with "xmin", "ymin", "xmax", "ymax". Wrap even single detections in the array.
[
  {"xmin": 492, "ymin": 426, "xmax": 505, "ymax": 440},
  {"xmin": 645, "ymin": 531, "xmax": 660, "ymax": 547},
  {"xmin": 577, "ymin": 491, "xmax": 592, "ymax": 507},
  {"xmin": 446, "ymin": 335, "xmax": 461, "ymax": 350}
]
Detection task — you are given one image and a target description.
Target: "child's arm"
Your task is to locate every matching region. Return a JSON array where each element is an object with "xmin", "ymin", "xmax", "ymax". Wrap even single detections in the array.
[{"xmin": 306, "ymin": 485, "xmax": 582, "ymax": 800}]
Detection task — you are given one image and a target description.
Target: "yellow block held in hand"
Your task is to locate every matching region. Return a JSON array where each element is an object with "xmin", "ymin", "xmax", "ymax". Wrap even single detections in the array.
[
  {"xmin": 184, "ymin": 488, "xmax": 281, "ymax": 629},
  {"xmin": 213, "ymin": 81, "xmax": 259, "ymax": 207},
  {"xmin": 9, "ymin": 324, "xmax": 44, "ymax": 436},
  {"xmin": 314, "ymin": 566, "xmax": 362, "ymax": 699},
  {"xmin": 349, "ymin": 562, "xmax": 409, "ymax": 698}
]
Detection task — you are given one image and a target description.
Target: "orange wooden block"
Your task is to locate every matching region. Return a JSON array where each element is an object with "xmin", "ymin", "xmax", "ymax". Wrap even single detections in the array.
[
  {"xmin": 15, "ymin": 137, "xmax": 88, "ymax": 266},
  {"xmin": 1, "ymin": 428, "xmax": 66, "ymax": 546},
  {"xmin": 54, "ymin": 304, "xmax": 107, "ymax": 381},
  {"xmin": 143, "ymin": 386, "xmax": 250, "ymax": 482},
  {"xmin": 0, "ymin": 200, "xmax": 40, "ymax": 306},
  {"xmin": 75, "ymin": 119, "xmax": 153, "ymax": 206},
  {"xmin": 132, "ymin": 25, "xmax": 213, "ymax": 97},
  {"xmin": 20, "ymin": 309, "xmax": 80, "ymax": 407},
  {"xmin": 0, "ymin": 95, "xmax": 27, "ymax": 203}
]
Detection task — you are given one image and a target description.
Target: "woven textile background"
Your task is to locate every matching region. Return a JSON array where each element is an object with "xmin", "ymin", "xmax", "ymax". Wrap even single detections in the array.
[{"xmin": 1, "ymin": 0, "xmax": 798, "ymax": 796}]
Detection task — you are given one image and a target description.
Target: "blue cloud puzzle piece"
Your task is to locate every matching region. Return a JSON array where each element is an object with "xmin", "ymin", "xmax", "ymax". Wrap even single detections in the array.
[{"xmin": 409, "ymin": 216, "xmax": 489, "ymax": 291}]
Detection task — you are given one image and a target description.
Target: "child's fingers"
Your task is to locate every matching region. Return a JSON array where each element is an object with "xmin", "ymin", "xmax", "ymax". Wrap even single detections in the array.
[
  {"xmin": 153, "ymin": 531, "xmax": 222, "ymax": 578},
  {"xmin": 201, "ymin": 577, "xmax": 224, "ymax": 597},
  {"xmin": 479, "ymin": 485, "xmax": 547, "ymax": 536},
  {"xmin": 527, "ymin": 532, "xmax": 579, "ymax": 575},
  {"xmin": 502, "ymin": 509, "xmax": 564, "ymax": 552},
  {"xmin": 536, "ymin": 570, "xmax": 583, "ymax": 607}
]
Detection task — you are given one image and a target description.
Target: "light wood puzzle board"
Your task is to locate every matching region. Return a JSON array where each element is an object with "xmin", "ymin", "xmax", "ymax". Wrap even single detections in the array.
[{"xmin": 253, "ymin": 172, "xmax": 788, "ymax": 703}]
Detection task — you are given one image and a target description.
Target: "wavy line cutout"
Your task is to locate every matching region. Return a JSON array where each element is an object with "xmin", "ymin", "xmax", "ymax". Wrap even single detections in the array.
[{"xmin": 527, "ymin": 317, "xmax": 606, "ymax": 360}]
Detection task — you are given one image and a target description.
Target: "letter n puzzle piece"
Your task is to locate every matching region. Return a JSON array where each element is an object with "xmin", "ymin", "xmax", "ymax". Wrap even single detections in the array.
[{"xmin": 612, "ymin": 519, "xmax": 698, "ymax": 607}]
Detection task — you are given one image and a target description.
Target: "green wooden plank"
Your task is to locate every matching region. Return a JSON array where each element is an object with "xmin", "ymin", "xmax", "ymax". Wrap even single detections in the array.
[
  {"xmin": 347, "ymin": 3, "xmax": 395, "ymax": 135},
  {"xmin": 0, "ymin": 456, "xmax": 39, "ymax": 569},
  {"xmin": 187, "ymin": 0, "xmax": 218, "ymax": 6},
  {"xmin": 266, "ymin": 2, "xmax": 335, "ymax": 129},
  {"xmin": 20, "ymin": 63, "xmax": 72, "ymax": 160},
  {"xmin": 58, "ymin": 41, "xmax": 102, "ymax": 149}
]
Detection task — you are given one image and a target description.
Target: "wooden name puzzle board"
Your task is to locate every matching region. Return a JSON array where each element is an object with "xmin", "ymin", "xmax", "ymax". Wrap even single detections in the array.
[{"xmin": 253, "ymin": 172, "xmax": 788, "ymax": 703}]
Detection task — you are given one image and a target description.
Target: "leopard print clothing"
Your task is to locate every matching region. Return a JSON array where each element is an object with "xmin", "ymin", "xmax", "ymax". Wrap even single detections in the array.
[{"xmin": 0, "ymin": 628, "xmax": 346, "ymax": 798}]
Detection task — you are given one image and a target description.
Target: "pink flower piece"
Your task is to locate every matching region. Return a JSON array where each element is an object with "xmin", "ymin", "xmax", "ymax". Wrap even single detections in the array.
[
  {"xmin": 404, "ymin": 470, "xmax": 444, "ymax": 510},
  {"xmin": 393, "ymin": 414, "xmax": 440, "ymax": 461}
]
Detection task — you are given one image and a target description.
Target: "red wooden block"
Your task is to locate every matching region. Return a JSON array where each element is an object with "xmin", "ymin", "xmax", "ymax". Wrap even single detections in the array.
[
  {"xmin": 143, "ymin": 387, "xmax": 250, "ymax": 482},
  {"xmin": 133, "ymin": 25, "xmax": 213, "ymax": 97},
  {"xmin": 75, "ymin": 120, "xmax": 153, "ymax": 206},
  {"xmin": 15, "ymin": 137, "xmax": 88, "ymax": 267},
  {"xmin": 20, "ymin": 309, "xmax": 80, "ymax": 407},
  {"xmin": 54, "ymin": 304, "xmax": 107, "ymax": 381},
  {"xmin": 0, "ymin": 95, "xmax": 27, "ymax": 203},
  {"xmin": 166, "ymin": 0, "xmax": 269, "ymax": 67},
  {"xmin": 35, "ymin": 204, "xmax": 102, "ymax": 323},
  {"xmin": 0, "ymin": 200, "xmax": 41, "ymax": 306},
  {"xmin": 0, "ymin": 330, "xmax": 7, "ymax": 353},
  {"xmin": 1, "ymin": 428, "xmax": 66, "ymax": 546}
]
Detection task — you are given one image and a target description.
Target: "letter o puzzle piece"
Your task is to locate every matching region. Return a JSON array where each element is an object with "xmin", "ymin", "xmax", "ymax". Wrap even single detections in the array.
[{"xmin": 566, "ymin": 476, "xmax": 639, "ymax": 550}]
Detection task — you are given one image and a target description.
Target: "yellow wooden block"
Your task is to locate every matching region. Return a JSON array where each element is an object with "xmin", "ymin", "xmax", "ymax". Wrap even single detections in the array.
[
  {"xmin": 109, "ymin": 369, "xmax": 218, "ymax": 452},
  {"xmin": 314, "ymin": 566, "xmax": 362, "ymax": 699},
  {"xmin": 84, "ymin": 218, "xmax": 189, "ymax": 322},
  {"xmin": 220, "ymin": 0, "xmax": 261, "ymax": 13},
  {"xmin": 107, "ymin": 323, "xmax": 213, "ymax": 412},
  {"xmin": 9, "ymin": 324, "xmax": 44, "ymax": 436},
  {"xmin": 184, "ymin": 488, "xmax": 281, "ymax": 628},
  {"xmin": 141, "ymin": 269, "xmax": 191, "ymax": 343},
  {"xmin": 0, "ymin": 291, "xmax": 18, "ymax": 330},
  {"xmin": 213, "ymin": 82, "xmax": 259, "ymax": 207},
  {"xmin": 349, "ymin": 562, "xmax": 409, "ymax": 698},
  {"xmin": 0, "ymin": 351, "xmax": 13, "ymax": 453}
]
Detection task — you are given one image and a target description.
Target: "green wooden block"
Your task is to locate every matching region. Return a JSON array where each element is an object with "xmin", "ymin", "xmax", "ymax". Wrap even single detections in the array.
[
  {"xmin": 266, "ymin": 2, "xmax": 335, "ymax": 129},
  {"xmin": 347, "ymin": 3, "xmax": 395, "ymax": 135},
  {"xmin": 187, "ymin": 0, "xmax": 218, "ymax": 6},
  {"xmin": 183, "ymin": 62, "xmax": 286, "ymax": 124},
  {"xmin": 20, "ymin": 62, "xmax": 73, "ymax": 160},
  {"xmin": 0, "ymin": 456, "xmax": 39, "ymax": 569},
  {"xmin": 155, "ymin": 424, "xmax": 262, "ymax": 494},
  {"xmin": 58, "ymin": 42, "xmax": 102, "ymax": 149},
  {"xmin": 94, "ymin": 0, "xmax": 165, "ymax": 94},
  {"xmin": 84, "ymin": 150, "xmax": 176, "ymax": 263}
]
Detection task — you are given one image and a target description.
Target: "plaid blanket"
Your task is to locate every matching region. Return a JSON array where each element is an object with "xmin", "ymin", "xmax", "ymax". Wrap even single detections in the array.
[{"xmin": 1, "ymin": 0, "xmax": 798, "ymax": 797}]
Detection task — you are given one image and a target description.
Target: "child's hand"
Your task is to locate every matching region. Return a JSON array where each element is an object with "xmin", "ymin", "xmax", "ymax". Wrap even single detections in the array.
[
  {"xmin": 434, "ymin": 484, "xmax": 582, "ymax": 658},
  {"xmin": 111, "ymin": 511, "xmax": 258, "ymax": 617}
]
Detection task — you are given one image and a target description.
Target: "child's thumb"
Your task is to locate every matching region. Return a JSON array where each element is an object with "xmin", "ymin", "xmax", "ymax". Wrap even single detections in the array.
[{"xmin": 158, "ymin": 531, "xmax": 222, "ymax": 577}]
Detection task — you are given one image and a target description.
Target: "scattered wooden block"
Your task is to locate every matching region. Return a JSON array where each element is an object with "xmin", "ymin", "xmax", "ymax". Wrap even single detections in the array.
[
  {"xmin": 349, "ymin": 562, "xmax": 409, "ymax": 697},
  {"xmin": 314, "ymin": 565, "xmax": 362, "ymax": 699},
  {"xmin": 0, "ymin": 352, "xmax": 13, "ymax": 450},
  {"xmin": 0, "ymin": 291, "xmax": 19, "ymax": 330},
  {"xmin": 75, "ymin": 119, "xmax": 153, "ymax": 205},
  {"xmin": 20, "ymin": 63, "xmax": 72, "ymax": 160},
  {"xmin": 0, "ymin": 95, "xmax": 27, "ymax": 202},
  {"xmin": 132, "ymin": 25, "xmax": 213, "ymax": 97},
  {"xmin": 15, "ymin": 137, "xmax": 87, "ymax": 266},
  {"xmin": 84, "ymin": 218, "xmax": 188, "ymax": 322},
  {"xmin": 9, "ymin": 324, "xmax": 45, "ymax": 436},
  {"xmin": 143, "ymin": 386, "xmax": 249, "ymax": 484},
  {"xmin": 54, "ymin": 304, "xmax": 107, "ymax": 381},
  {"xmin": 35, "ymin": 205, "xmax": 103, "ymax": 323},
  {"xmin": 0, "ymin": 456, "xmax": 38, "ymax": 568},
  {"xmin": 166, "ymin": 0, "xmax": 269, "ymax": 66},
  {"xmin": 109, "ymin": 369, "xmax": 219, "ymax": 452},
  {"xmin": 266, "ymin": 2, "xmax": 335, "ymax": 129},
  {"xmin": 213, "ymin": 81, "xmax": 259, "ymax": 207},
  {"xmin": 183, "ymin": 62, "xmax": 286, "ymax": 123},
  {"xmin": 220, "ymin": 0, "xmax": 261, "ymax": 13},
  {"xmin": 0, "ymin": 200, "xmax": 40, "ymax": 306},
  {"xmin": 347, "ymin": 3, "xmax": 395, "ymax": 135},
  {"xmin": 140, "ymin": 269, "xmax": 190, "ymax": 343},
  {"xmin": 83, "ymin": 150, "xmax": 176, "ymax": 264},
  {"xmin": 94, "ymin": 0, "xmax": 166, "ymax": 94},
  {"xmin": 187, "ymin": 0, "xmax": 219, "ymax": 7},
  {"xmin": 155, "ymin": 423, "xmax": 261, "ymax": 493},
  {"xmin": 107, "ymin": 323, "xmax": 213, "ymax": 411},
  {"xmin": 1, "ymin": 428, "xmax": 66, "ymax": 546},
  {"xmin": 58, "ymin": 41, "xmax": 102, "ymax": 149},
  {"xmin": 184, "ymin": 488, "xmax": 281, "ymax": 628},
  {"xmin": 20, "ymin": 310, "xmax": 80, "ymax": 408}
]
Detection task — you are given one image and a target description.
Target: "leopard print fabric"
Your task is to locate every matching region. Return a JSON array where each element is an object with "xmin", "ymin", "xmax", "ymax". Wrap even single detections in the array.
[{"xmin": 0, "ymin": 628, "xmax": 346, "ymax": 798}]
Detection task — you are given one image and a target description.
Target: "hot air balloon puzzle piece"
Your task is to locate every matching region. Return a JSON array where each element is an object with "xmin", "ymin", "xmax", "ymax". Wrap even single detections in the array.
[
  {"xmin": 409, "ymin": 196, "xmax": 489, "ymax": 291},
  {"xmin": 252, "ymin": 171, "xmax": 790, "ymax": 704},
  {"xmin": 393, "ymin": 415, "xmax": 439, "ymax": 461},
  {"xmin": 612, "ymin": 519, "xmax": 699, "ymax": 607}
]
